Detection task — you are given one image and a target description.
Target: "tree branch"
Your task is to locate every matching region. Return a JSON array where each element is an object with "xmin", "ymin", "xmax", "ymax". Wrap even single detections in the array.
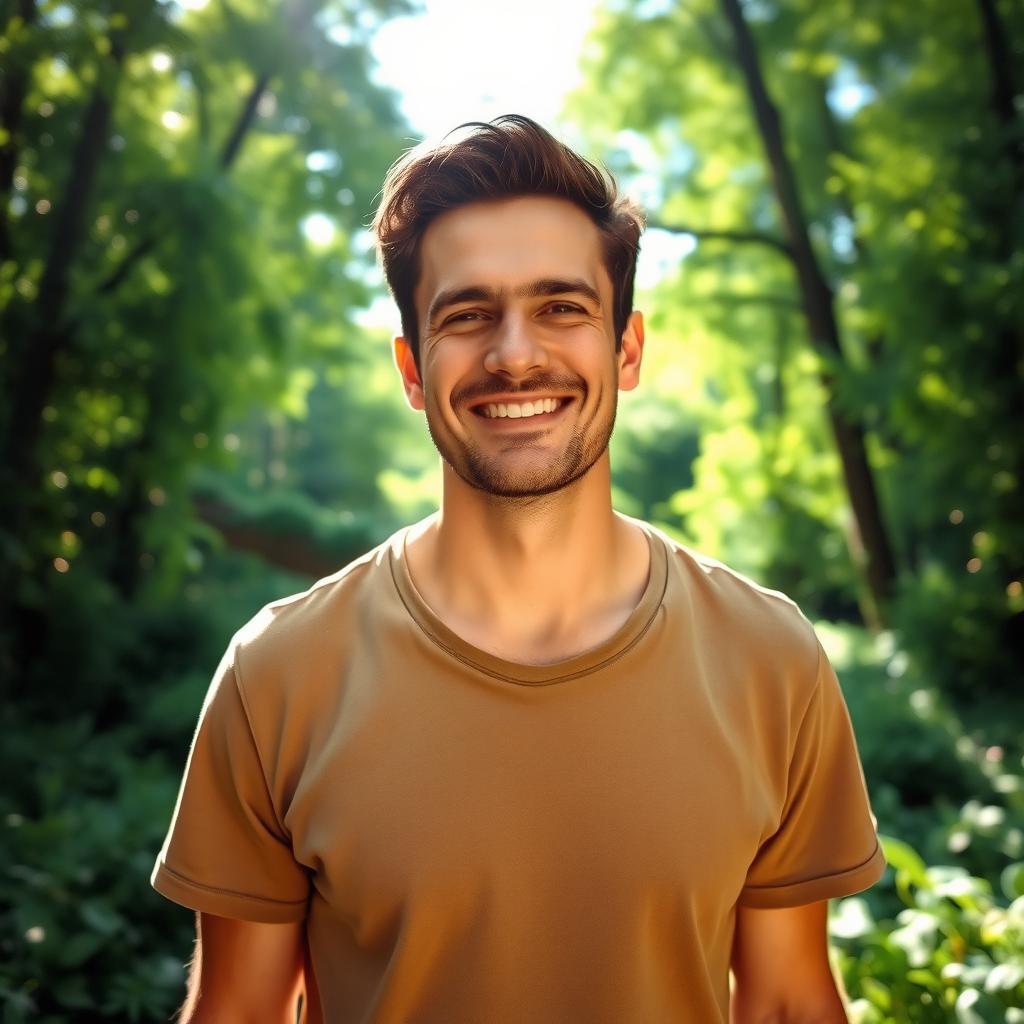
[
  {"xmin": 219, "ymin": 70, "xmax": 271, "ymax": 169},
  {"xmin": 95, "ymin": 68, "xmax": 273, "ymax": 304},
  {"xmin": 648, "ymin": 217, "xmax": 794, "ymax": 257},
  {"xmin": 194, "ymin": 67, "xmax": 211, "ymax": 146},
  {"xmin": 97, "ymin": 234, "xmax": 157, "ymax": 294}
]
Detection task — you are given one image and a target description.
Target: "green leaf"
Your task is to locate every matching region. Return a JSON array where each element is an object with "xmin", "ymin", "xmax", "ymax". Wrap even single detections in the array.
[
  {"xmin": 955, "ymin": 989, "xmax": 983, "ymax": 1024},
  {"xmin": 1001, "ymin": 863, "xmax": 1024, "ymax": 900},
  {"xmin": 80, "ymin": 901, "xmax": 124, "ymax": 937},
  {"xmin": 984, "ymin": 962, "xmax": 1024, "ymax": 992},
  {"xmin": 56, "ymin": 930, "xmax": 105, "ymax": 968},
  {"xmin": 906, "ymin": 967, "xmax": 942, "ymax": 990},
  {"xmin": 859, "ymin": 976, "xmax": 891, "ymax": 1011},
  {"xmin": 888, "ymin": 909, "xmax": 940, "ymax": 968},
  {"xmin": 880, "ymin": 834, "xmax": 929, "ymax": 890},
  {"xmin": 830, "ymin": 896, "xmax": 875, "ymax": 939}
]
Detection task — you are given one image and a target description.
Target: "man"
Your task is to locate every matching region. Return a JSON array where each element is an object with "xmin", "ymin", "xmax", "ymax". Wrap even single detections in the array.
[{"xmin": 152, "ymin": 115, "xmax": 886, "ymax": 1023}]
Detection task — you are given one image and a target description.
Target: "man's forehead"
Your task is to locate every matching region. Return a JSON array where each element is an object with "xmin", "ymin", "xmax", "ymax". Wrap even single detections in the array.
[{"xmin": 415, "ymin": 196, "xmax": 609, "ymax": 311}]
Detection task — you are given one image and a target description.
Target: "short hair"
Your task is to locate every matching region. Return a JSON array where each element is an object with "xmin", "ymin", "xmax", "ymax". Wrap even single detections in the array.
[{"xmin": 373, "ymin": 114, "xmax": 645, "ymax": 370}]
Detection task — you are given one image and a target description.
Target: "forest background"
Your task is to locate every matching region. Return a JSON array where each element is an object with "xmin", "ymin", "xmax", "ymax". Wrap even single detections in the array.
[{"xmin": 1, "ymin": 0, "xmax": 1022, "ymax": 1020}]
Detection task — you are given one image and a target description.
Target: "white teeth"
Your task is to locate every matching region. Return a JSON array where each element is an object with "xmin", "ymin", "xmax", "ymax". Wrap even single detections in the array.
[{"xmin": 482, "ymin": 398, "xmax": 562, "ymax": 419}]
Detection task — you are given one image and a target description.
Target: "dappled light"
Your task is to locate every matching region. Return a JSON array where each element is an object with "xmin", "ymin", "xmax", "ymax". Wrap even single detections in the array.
[{"xmin": 1, "ymin": 0, "xmax": 1022, "ymax": 1020}]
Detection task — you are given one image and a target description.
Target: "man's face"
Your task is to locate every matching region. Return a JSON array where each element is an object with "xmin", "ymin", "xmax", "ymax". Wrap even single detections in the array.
[{"xmin": 395, "ymin": 195, "xmax": 643, "ymax": 499}]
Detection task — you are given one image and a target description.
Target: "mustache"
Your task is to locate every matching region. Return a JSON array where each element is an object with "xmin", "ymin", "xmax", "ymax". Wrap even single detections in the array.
[{"xmin": 451, "ymin": 372, "xmax": 585, "ymax": 407}]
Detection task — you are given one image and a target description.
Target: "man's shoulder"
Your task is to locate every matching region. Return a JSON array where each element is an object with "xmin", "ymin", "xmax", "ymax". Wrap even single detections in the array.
[
  {"xmin": 227, "ymin": 524, "xmax": 406, "ymax": 686},
  {"xmin": 645, "ymin": 522, "xmax": 819, "ymax": 677}
]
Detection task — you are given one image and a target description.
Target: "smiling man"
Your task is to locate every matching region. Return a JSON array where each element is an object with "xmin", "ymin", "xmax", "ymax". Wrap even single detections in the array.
[{"xmin": 152, "ymin": 116, "xmax": 886, "ymax": 1023}]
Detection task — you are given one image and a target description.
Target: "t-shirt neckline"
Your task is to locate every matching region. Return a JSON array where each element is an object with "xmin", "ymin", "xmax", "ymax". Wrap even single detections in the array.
[{"xmin": 387, "ymin": 518, "xmax": 669, "ymax": 686}]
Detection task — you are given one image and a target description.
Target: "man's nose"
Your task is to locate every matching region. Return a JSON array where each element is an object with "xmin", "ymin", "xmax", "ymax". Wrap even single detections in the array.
[{"xmin": 483, "ymin": 313, "xmax": 548, "ymax": 378}]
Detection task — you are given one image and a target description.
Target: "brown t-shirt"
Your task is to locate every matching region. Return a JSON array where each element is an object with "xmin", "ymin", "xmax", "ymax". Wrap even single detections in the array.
[{"xmin": 152, "ymin": 519, "xmax": 885, "ymax": 1023}]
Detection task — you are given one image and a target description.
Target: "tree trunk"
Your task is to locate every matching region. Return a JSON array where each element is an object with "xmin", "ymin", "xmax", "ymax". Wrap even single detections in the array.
[
  {"xmin": 718, "ymin": 0, "xmax": 897, "ymax": 623},
  {"xmin": 974, "ymin": 0, "xmax": 1024, "ymax": 582},
  {"xmin": 976, "ymin": 0, "xmax": 1023, "ymax": 186},
  {"xmin": 1, "ymin": 36, "xmax": 124, "ymax": 499},
  {"xmin": 974, "ymin": 0, "xmax": 1024, "ymax": 405},
  {"xmin": 0, "ymin": 0, "xmax": 38, "ymax": 265}
]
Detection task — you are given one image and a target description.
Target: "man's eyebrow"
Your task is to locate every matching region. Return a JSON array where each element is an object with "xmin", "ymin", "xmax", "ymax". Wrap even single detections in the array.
[
  {"xmin": 426, "ymin": 278, "xmax": 601, "ymax": 327},
  {"xmin": 427, "ymin": 285, "xmax": 496, "ymax": 327},
  {"xmin": 518, "ymin": 278, "xmax": 601, "ymax": 305}
]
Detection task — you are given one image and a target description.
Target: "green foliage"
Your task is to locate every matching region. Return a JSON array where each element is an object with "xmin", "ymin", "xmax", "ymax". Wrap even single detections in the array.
[
  {"xmin": 569, "ymin": 0, "xmax": 1024, "ymax": 702},
  {"xmin": 832, "ymin": 839, "xmax": 1024, "ymax": 1022},
  {"xmin": 1, "ymin": 551, "xmax": 323, "ymax": 1020},
  {"xmin": 0, "ymin": 717, "xmax": 190, "ymax": 1022},
  {"xmin": 828, "ymin": 624, "xmax": 1023, "ymax": 878},
  {"xmin": 819, "ymin": 624, "xmax": 1024, "ymax": 1020},
  {"xmin": 609, "ymin": 389, "xmax": 700, "ymax": 522},
  {"xmin": 0, "ymin": 3, "xmax": 419, "ymax": 1015},
  {"xmin": 2, "ymin": 0, "xmax": 1023, "ymax": 1017},
  {"xmin": 0, "ymin": 0, "xmax": 413, "ymax": 700}
]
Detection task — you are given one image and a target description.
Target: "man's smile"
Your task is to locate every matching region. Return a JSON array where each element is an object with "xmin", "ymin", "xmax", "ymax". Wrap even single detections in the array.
[{"xmin": 469, "ymin": 396, "xmax": 573, "ymax": 420}]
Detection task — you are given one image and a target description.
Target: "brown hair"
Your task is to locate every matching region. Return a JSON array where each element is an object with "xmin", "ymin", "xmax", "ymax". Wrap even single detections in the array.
[{"xmin": 373, "ymin": 115, "xmax": 645, "ymax": 370}]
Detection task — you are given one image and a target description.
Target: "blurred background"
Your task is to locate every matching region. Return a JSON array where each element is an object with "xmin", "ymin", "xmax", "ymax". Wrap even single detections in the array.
[{"xmin": 1, "ymin": 0, "xmax": 1022, "ymax": 1019}]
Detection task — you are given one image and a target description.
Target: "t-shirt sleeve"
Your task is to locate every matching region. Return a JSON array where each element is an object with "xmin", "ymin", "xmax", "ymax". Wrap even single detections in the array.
[
  {"xmin": 151, "ymin": 644, "xmax": 310, "ymax": 922},
  {"xmin": 739, "ymin": 639, "xmax": 886, "ymax": 908}
]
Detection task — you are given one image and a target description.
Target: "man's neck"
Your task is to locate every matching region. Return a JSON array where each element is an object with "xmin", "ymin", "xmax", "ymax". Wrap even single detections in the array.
[{"xmin": 404, "ymin": 454, "xmax": 651, "ymax": 665}]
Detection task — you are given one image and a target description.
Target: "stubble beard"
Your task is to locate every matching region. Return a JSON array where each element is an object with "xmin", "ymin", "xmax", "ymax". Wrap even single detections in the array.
[{"xmin": 425, "ymin": 384, "xmax": 617, "ymax": 500}]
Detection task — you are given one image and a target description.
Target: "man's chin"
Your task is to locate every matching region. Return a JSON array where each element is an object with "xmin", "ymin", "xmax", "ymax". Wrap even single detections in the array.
[
  {"xmin": 429, "ymin": 418, "xmax": 613, "ymax": 501},
  {"xmin": 448, "ymin": 453, "xmax": 601, "ymax": 500}
]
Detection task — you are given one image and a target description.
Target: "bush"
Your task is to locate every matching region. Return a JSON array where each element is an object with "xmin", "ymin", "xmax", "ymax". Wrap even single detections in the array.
[
  {"xmin": 0, "ymin": 552, "xmax": 313, "ymax": 1021},
  {"xmin": 833, "ymin": 836, "xmax": 1024, "ymax": 1022},
  {"xmin": 0, "ymin": 719, "xmax": 190, "ymax": 1022}
]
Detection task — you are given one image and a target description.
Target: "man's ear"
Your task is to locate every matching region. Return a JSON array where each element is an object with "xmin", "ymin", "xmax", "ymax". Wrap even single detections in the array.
[
  {"xmin": 393, "ymin": 336, "xmax": 425, "ymax": 411},
  {"xmin": 617, "ymin": 311, "xmax": 644, "ymax": 392}
]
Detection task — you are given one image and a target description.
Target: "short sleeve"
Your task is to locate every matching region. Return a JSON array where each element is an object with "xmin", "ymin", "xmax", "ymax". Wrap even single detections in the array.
[
  {"xmin": 739, "ymin": 640, "xmax": 886, "ymax": 908},
  {"xmin": 151, "ymin": 645, "xmax": 310, "ymax": 922}
]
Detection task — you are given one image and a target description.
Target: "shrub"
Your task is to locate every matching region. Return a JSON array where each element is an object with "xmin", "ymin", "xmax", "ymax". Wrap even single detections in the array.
[
  {"xmin": 0, "ymin": 719, "xmax": 190, "ymax": 1023},
  {"xmin": 833, "ymin": 836, "xmax": 1024, "ymax": 1022}
]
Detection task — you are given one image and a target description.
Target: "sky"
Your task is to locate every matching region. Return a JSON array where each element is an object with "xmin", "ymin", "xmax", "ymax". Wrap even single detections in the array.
[{"xmin": 368, "ymin": 0, "xmax": 602, "ymax": 143}]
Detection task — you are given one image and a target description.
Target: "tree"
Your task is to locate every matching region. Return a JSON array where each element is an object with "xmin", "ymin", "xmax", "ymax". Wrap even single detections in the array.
[
  {"xmin": 0, "ymin": 0, "xmax": 411, "ymax": 701},
  {"xmin": 571, "ymin": 0, "xmax": 1023, "ymax": 702}
]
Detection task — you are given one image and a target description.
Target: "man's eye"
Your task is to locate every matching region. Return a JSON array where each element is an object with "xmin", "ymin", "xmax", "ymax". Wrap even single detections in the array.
[
  {"xmin": 546, "ymin": 302, "xmax": 584, "ymax": 314},
  {"xmin": 445, "ymin": 310, "xmax": 485, "ymax": 324}
]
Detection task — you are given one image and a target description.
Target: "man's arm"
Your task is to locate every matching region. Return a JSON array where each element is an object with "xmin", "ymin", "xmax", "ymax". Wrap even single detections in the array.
[
  {"xmin": 730, "ymin": 900, "xmax": 848, "ymax": 1023},
  {"xmin": 177, "ymin": 912, "xmax": 306, "ymax": 1024}
]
